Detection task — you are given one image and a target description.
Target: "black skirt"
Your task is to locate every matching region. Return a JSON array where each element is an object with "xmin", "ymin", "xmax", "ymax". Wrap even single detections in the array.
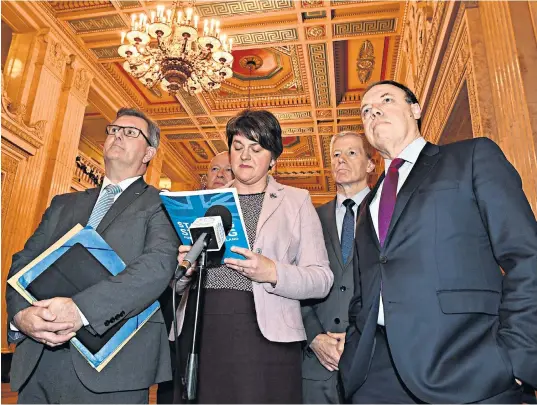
[{"xmin": 174, "ymin": 288, "xmax": 302, "ymax": 404}]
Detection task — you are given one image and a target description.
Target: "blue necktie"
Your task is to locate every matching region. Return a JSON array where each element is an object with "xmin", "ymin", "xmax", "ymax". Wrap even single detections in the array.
[
  {"xmin": 87, "ymin": 184, "xmax": 122, "ymax": 229},
  {"xmin": 341, "ymin": 198, "xmax": 356, "ymax": 263}
]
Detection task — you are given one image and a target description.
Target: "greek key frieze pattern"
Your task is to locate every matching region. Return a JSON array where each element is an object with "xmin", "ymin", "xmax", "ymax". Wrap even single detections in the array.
[
  {"xmin": 274, "ymin": 111, "xmax": 312, "ymax": 120},
  {"xmin": 67, "ymin": 14, "xmax": 127, "ymax": 33},
  {"xmin": 195, "ymin": 0, "xmax": 294, "ymax": 18},
  {"xmin": 337, "ymin": 124, "xmax": 363, "ymax": 132},
  {"xmin": 283, "ymin": 127, "xmax": 315, "ymax": 135},
  {"xmin": 91, "ymin": 46, "xmax": 120, "ymax": 59},
  {"xmin": 167, "ymin": 133, "xmax": 203, "ymax": 140},
  {"xmin": 337, "ymin": 108, "xmax": 362, "ymax": 117},
  {"xmin": 157, "ymin": 118, "xmax": 194, "ymax": 127},
  {"xmin": 308, "ymin": 43, "xmax": 331, "ymax": 108},
  {"xmin": 333, "ymin": 18, "xmax": 396, "ymax": 37},
  {"xmin": 230, "ymin": 29, "xmax": 298, "ymax": 46}
]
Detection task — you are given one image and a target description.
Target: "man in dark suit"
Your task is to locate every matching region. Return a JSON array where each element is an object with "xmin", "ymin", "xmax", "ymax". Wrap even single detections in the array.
[
  {"xmin": 6, "ymin": 107, "xmax": 179, "ymax": 403},
  {"xmin": 157, "ymin": 151, "xmax": 233, "ymax": 404},
  {"xmin": 301, "ymin": 131, "xmax": 374, "ymax": 403},
  {"xmin": 339, "ymin": 80, "xmax": 537, "ymax": 403}
]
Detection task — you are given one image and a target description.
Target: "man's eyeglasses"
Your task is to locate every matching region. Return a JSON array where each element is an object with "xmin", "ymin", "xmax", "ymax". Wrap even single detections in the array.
[{"xmin": 105, "ymin": 125, "xmax": 152, "ymax": 147}]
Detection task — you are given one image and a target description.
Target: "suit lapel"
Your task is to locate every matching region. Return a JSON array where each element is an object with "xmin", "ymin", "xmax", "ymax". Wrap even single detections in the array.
[
  {"xmin": 383, "ymin": 143, "xmax": 440, "ymax": 247},
  {"xmin": 96, "ymin": 177, "xmax": 148, "ymax": 234},
  {"xmin": 73, "ymin": 187, "xmax": 100, "ymax": 226},
  {"xmin": 255, "ymin": 176, "xmax": 284, "ymax": 239},
  {"xmin": 323, "ymin": 198, "xmax": 345, "ymax": 269},
  {"xmin": 365, "ymin": 174, "xmax": 384, "ymax": 251}
]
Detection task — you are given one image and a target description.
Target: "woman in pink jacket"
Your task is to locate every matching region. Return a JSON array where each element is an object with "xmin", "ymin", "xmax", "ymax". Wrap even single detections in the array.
[{"xmin": 172, "ymin": 109, "xmax": 333, "ymax": 404}]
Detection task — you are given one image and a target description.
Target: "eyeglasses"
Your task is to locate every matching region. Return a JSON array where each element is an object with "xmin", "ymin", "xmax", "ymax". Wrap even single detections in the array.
[{"xmin": 105, "ymin": 125, "xmax": 152, "ymax": 147}]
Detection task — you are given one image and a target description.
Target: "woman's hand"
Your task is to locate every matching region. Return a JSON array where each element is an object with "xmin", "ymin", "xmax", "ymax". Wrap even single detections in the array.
[
  {"xmin": 177, "ymin": 245, "xmax": 197, "ymax": 278},
  {"xmin": 224, "ymin": 246, "xmax": 278, "ymax": 285}
]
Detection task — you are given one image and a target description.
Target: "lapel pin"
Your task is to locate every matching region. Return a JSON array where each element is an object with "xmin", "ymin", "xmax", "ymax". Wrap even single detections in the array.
[{"xmin": 270, "ymin": 193, "xmax": 277, "ymax": 199}]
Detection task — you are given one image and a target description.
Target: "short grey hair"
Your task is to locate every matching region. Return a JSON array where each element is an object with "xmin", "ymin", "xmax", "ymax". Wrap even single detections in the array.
[
  {"xmin": 329, "ymin": 131, "xmax": 375, "ymax": 159},
  {"xmin": 116, "ymin": 107, "xmax": 160, "ymax": 148}
]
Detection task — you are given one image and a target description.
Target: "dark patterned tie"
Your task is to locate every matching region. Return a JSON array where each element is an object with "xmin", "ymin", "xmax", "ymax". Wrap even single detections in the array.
[
  {"xmin": 341, "ymin": 198, "xmax": 356, "ymax": 263},
  {"xmin": 87, "ymin": 184, "xmax": 122, "ymax": 229},
  {"xmin": 378, "ymin": 158, "xmax": 405, "ymax": 246}
]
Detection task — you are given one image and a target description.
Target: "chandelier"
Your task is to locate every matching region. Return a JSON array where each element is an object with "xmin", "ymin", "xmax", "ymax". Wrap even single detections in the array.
[{"xmin": 118, "ymin": 2, "xmax": 234, "ymax": 96}]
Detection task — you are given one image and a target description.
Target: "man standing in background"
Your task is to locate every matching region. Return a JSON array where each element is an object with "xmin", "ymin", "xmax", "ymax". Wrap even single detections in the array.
[{"xmin": 301, "ymin": 131, "xmax": 375, "ymax": 403}]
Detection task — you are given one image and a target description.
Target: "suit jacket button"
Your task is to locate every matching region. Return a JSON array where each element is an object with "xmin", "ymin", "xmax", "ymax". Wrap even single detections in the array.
[
  {"xmin": 379, "ymin": 255, "xmax": 388, "ymax": 264},
  {"xmin": 115, "ymin": 314, "xmax": 121, "ymax": 321},
  {"xmin": 110, "ymin": 318, "xmax": 115, "ymax": 323},
  {"xmin": 104, "ymin": 320, "xmax": 110, "ymax": 326},
  {"xmin": 340, "ymin": 286, "xmax": 346, "ymax": 292},
  {"xmin": 120, "ymin": 311, "xmax": 125, "ymax": 316},
  {"xmin": 334, "ymin": 318, "xmax": 341, "ymax": 324}
]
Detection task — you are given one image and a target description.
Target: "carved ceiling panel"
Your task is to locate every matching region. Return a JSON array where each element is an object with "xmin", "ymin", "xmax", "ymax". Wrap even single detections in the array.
[{"xmin": 48, "ymin": 0, "xmax": 407, "ymax": 201}]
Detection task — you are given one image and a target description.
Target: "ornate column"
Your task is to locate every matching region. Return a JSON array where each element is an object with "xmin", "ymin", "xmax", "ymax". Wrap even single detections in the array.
[
  {"xmin": 1, "ymin": 85, "xmax": 46, "ymax": 352},
  {"xmin": 38, "ymin": 58, "xmax": 94, "ymax": 213},
  {"xmin": 477, "ymin": 1, "xmax": 537, "ymax": 212}
]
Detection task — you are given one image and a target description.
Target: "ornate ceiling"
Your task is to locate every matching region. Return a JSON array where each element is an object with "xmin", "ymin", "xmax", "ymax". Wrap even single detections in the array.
[{"xmin": 44, "ymin": 0, "xmax": 408, "ymax": 202}]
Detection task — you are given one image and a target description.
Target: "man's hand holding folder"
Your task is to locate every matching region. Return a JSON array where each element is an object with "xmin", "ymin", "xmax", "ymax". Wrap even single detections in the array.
[{"xmin": 13, "ymin": 304, "xmax": 76, "ymax": 347}]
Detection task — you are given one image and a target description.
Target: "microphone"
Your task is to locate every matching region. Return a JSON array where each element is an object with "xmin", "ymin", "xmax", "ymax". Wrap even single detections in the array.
[{"xmin": 174, "ymin": 205, "xmax": 232, "ymax": 279}]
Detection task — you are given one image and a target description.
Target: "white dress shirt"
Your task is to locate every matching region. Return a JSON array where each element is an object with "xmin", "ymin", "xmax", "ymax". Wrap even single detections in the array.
[
  {"xmin": 369, "ymin": 136, "xmax": 427, "ymax": 325},
  {"xmin": 335, "ymin": 186, "xmax": 370, "ymax": 239},
  {"xmin": 11, "ymin": 176, "xmax": 142, "ymax": 331}
]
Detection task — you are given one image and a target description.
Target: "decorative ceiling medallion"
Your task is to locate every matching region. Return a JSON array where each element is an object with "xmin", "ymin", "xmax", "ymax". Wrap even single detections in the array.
[
  {"xmin": 318, "ymin": 126, "xmax": 333, "ymax": 133},
  {"xmin": 239, "ymin": 55, "xmax": 263, "ymax": 70},
  {"xmin": 305, "ymin": 25, "xmax": 326, "ymax": 40},
  {"xmin": 357, "ymin": 40, "xmax": 375, "ymax": 84}
]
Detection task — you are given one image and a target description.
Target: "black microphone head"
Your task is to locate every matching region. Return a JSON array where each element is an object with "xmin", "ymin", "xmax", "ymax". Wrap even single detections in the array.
[{"xmin": 205, "ymin": 205, "xmax": 233, "ymax": 235}]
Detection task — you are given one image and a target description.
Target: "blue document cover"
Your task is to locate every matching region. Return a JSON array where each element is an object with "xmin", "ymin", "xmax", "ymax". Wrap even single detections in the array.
[
  {"xmin": 160, "ymin": 188, "xmax": 250, "ymax": 261},
  {"xmin": 7, "ymin": 224, "xmax": 159, "ymax": 372}
]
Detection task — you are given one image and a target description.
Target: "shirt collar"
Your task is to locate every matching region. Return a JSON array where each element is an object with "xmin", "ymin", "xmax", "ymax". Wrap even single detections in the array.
[
  {"xmin": 100, "ymin": 176, "xmax": 141, "ymax": 194},
  {"xmin": 336, "ymin": 186, "xmax": 370, "ymax": 209},
  {"xmin": 384, "ymin": 136, "xmax": 427, "ymax": 173}
]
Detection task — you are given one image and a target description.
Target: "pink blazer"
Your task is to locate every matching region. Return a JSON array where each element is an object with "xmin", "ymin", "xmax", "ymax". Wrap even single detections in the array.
[{"xmin": 172, "ymin": 176, "xmax": 333, "ymax": 342}]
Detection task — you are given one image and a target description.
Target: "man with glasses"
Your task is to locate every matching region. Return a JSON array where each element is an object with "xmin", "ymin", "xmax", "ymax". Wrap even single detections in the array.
[{"xmin": 6, "ymin": 107, "xmax": 179, "ymax": 403}]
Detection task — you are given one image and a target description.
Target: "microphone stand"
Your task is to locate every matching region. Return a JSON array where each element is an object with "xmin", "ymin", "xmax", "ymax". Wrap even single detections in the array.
[{"xmin": 184, "ymin": 240, "xmax": 208, "ymax": 402}]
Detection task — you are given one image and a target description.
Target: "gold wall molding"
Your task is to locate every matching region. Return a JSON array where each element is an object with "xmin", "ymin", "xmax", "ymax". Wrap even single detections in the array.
[
  {"xmin": 1, "ymin": 83, "xmax": 46, "ymax": 153},
  {"xmin": 421, "ymin": 2, "xmax": 468, "ymax": 143}
]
